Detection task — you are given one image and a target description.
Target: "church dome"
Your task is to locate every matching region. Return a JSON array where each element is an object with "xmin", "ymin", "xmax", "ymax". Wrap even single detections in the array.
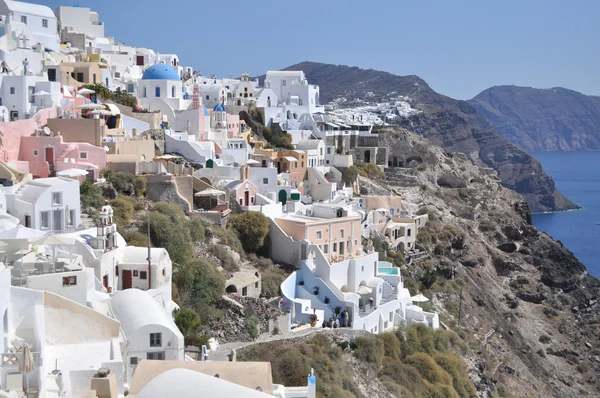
[
  {"xmin": 213, "ymin": 103, "xmax": 226, "ymax": 112},
  {"xmin": 142, "ymin": 65, "xmax": 180, "ymax": 81}
]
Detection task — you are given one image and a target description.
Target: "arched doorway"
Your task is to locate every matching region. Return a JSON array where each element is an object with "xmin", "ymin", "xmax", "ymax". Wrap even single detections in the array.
[
  {"xmin": 278, "ymin": 189, "xmax": 287, "ymax": 205},
  {"xmin": 226, "ymin": 285, "xmax": 237, "ymax": 294},
  {"xmin": 206, "ymin": 159, "xmax": 214, "ymax": 168}
]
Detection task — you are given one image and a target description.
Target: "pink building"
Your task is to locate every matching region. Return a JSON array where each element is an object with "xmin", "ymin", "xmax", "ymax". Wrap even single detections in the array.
[
  {"xmin": 19, "ymin": 135, "xmax": 107, "ymax": 179},
  {"xmin": 227, "ymin": 114, "xmax": 241, "ymax": 138}
]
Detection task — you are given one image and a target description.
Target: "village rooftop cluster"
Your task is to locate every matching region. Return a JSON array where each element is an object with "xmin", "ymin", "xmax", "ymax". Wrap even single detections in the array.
[{"xmin": 0, "ymin": 1, "xmax": 437, "ymax": 397}]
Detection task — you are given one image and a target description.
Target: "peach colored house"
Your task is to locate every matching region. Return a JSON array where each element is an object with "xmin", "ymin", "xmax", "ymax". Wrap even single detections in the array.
[
  {"xmin": 19, "ymin": 135, "xmax": 107, "ymax": 179},
  {"xmin": 274, "ymin": 214, "xmax": 362, "ymax": 263},
  {"xmin": 253, "ymin": 148, "xmax": 307, "ymax": 191},
  {"xmin": 46, "ymin": 118, "xmax": 125, "ymax": 147},
  {"xmin": 362, "ymin": 196, "xmax": 409, "ymax": 217},
  {"xmin": 226, "ymin": 114, "xmax": 241, "ymax": 138}
]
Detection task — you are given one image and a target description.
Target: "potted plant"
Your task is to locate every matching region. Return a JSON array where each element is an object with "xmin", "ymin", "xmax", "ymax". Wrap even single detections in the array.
[
  {"xmin": 324, "ymin": 296, "xmax": 330, "ymax": 304},
  {"xmin": 313, "ymin": 286, "xmax": 320, "ymax": 296},
  {"xmin": 309, "ymin": 314, "xmax": 318, "ymax": 327}
]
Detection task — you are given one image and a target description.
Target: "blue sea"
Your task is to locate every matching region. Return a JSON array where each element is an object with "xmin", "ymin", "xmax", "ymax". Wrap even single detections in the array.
[{"xmin": 531, "ymin": 152, "xmax": 600, "ymax": 278}]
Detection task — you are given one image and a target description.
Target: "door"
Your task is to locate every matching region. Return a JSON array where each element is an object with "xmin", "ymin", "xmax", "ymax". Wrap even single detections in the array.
[
  {"xmin": 136, "ymin": 55, "xmax": 144, "ymax": 66},
  {"xmin": 364, "ymin": 150, "xmax": 371, "ymax": 163},
  {"xmin": 25, "ymin": 215, "xmax": 31, "ymax": 228},
  {"xmin": 53, "ymin": 209, "xmax": 62, "ymax": 231},
  {"xmin": 102, "ymin": 275, "xmax": 108, "ymax": 288},
  {"xmin": 122, "ymin": 270, "xmax": 132, "ymax": 290},
  {"xmin": 244, "ymin": 190, "xmax": 249, "ymax": 206},
  {"xmin": 45, "ymin": 147, "xmax": 54, "ymax": 164}
]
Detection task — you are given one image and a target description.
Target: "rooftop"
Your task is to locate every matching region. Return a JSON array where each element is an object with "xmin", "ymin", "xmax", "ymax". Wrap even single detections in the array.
[{"xmin": 3, "ymin": 0, "xmax": 55, "ymax": 19}]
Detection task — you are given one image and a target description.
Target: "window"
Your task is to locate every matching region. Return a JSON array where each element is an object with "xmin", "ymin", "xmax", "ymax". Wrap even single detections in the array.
[
  {"xmin": 242, "ymin": 287, "xmax": 248, "ymax": 296},
  {"xmin": 255, "ymin": 281, "xmax": 259, "ymax": 288},
  {"xmin": 389, "ymin": 312, "xmax": 393, "ymax": 322},
  {"xmin": 361, "ymin": 266, "xmax": 364, "ymax": 272},
  {"xmin": 80, "ymin": 152, "xmax": 88, "ymax": 159},
  {"xmin": 115, "ymin": 72, "xmax": 121, "ymax": 78},
  {"xmin": 323, "ymin": 244, "xmax": 328, "ymax": 254},
  {"xmin": 155, "ymin": 86, "xmax": 160, "ymax": 97},
  {"xmin": 10, "ymin": 87, "xmax": 15, "ymax": 95},
  {"xmin": 162, "ymin": 268, "xmax": 166, "ymax": 276},
  {"xmin": 130, "ymin": 357, "xmax": 138, "ymax": 365},
  {"xmin": 42, "ymin": 18, "xmax": 48, "ymax": 27},
  {"xmin": 299, "ymin": 98, "xmax": 303, "ymax": 106},
  {"xmin": 48, "ymin": 69, "xmax": 56, "ymax": 82},
  {"xmin": 21, "ymin": 15, "xmax": 27, "ymax": 24},
  {"xmin": 140, "ymin": 271, "xmax": 147, "ymax": 280},
  {"xmin": 205, "ymin": 95, "xmax": 209, "ymax": 100},
  {"xmin": 33, "ymin": 150, "xmax": 39, "ymax": 156},
  {"xmin": 115, "ymin": 266, "xmax": 119, "ymax": 276},
  {"xmin": 340, "ymin": 229, "xmax": 344, "ymax": 238},
  {"xmin": 52, "ymin": 192, "xmax": 62, "ymax": 205},
  {"xmin": 407, "ymin": 229, "xmax": 411, "ymax": 237},
  {"xmin": 41, "ymin": 211, "xmax": 50, "ymax": 229},
  {"xmin": 127, "ymin": 84, "xmax": 134, "ymax": 93},
  {"xmin": 93, "ymin": 74, "xmax": 97, "ymax": 84},
  {"xmin": 171, "ymin": 85, "xmax": 175, "ymax": 97},
  {"xmin": 316, "ymin": 231, "xmax": 322, "ymax": 240},
  {"xmin": 76, "ymin": 72, "xmax": 84, "ymax": 82},
  {"xmin": 282, "ymin": 80, "xmax": 286, "ymax": 86},
  {"xmin": 320, "ymin": 148, "xmax": 323, "ymax": 156},
  {"xmin": 251, "ymin": 196, "xmax": 254, "ymax": 204},
  {"xmin": 327, "ymin": 147, "xmax": 331, "ymax": 154},
  {"xmin": 143, "ymin": 87, "xmax": 147, "ymax": 97},
  {"xmin": 333, "ymin": 243, "xmax": 337, "ymax": 252},
  {"xmin": 133, "ymin": 270, "xmax": 139, "ymax": 277},
  {"xmin": 150, "ymin": 333, "xmax": 162, "ymax": 347},
  {"xmin": 146, "ymin": 352, "xmax": 165, "ymax": 360},
  {"xmin": 62, "ymin": 276, "xmax": 77, "ymax": 286}
]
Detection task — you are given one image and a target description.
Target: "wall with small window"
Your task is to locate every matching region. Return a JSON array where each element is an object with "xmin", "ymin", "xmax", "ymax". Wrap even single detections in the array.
[{"xmin": 25, "ymin": 270, "xmax": 87, "ymax": 305}]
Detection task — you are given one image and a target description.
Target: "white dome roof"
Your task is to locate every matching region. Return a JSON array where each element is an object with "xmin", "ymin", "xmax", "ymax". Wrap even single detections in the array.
[{"xmin": 136, "ymin": 368, "xmax": 273, "ymax": 398}]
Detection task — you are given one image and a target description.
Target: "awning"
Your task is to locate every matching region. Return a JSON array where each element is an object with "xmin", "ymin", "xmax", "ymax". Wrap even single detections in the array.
[
  {"xmin": 282, "ymin": 156, "xmax": 298, "ymax": 162},
  {"xmin": 194, "ymin": 189, "xmax": 225, "ymax": 197},
  {"xmin": 410, "ymin": 294, "xmax": 430, "ymax": 303}
]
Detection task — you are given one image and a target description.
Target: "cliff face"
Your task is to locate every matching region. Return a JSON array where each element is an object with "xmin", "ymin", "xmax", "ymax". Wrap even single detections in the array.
[
  {"xmin": 469, "ymin": 86, "xmax": 600, "ymax": 152},
  {"xmin": 279, "ymin": 62, "xmax": 578, "ymax": 212},
  {"xmin": 372, "ymin": 127, "xmax": 600, "ymax": 397}
]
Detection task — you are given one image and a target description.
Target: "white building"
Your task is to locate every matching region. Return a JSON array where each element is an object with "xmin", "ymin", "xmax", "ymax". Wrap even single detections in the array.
[
  {"xmin": 0, "ymin": 0, "xmax": 60, "ymax": 51},
  {"xmin": 54, "ymin": 5, "xmax": 105, "ymax": 39},
  {"xmin": 295, "ymin": 139, "xmax": 325, "ymax": 173},
  {"xmin": 0, "ymin": 265, "xmax": 125, "ymax": 397},
  {"xmin": 109, "ymin": 288, "xmax": 184, "ymax": 385},
  {"xmin": 3, "ymin": 177, "xmax": 80, "ymax": 231}
]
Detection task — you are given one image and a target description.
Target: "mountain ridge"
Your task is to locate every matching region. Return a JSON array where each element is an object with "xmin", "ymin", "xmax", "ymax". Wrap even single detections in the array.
[
  {"xmin": 469, "ymin": 85, "xmax": 600, "ymax": 151},
  {"xmin": 277, "ymin": 61, "xmax": 578, "ymax": 212}
]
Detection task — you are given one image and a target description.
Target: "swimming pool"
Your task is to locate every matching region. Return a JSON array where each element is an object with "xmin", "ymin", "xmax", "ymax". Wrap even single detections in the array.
[{"xmin": 377, "ymin": 267, "xmax": 399, "ymax": 275}]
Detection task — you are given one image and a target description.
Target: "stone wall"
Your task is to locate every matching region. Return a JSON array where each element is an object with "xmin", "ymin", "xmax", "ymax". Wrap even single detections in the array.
[{"xmin": 146, "ymin": 180, "xmax": 190, "ymax": 214}]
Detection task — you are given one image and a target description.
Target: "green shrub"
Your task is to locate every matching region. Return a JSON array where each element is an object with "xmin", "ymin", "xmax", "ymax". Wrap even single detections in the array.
[
  {"xmin": 378, "ymin": 332, "xmax": 402, "ymax": 361},
  {"xmin": 145, "ymin": 211, "xmax": 194, "ymax": 264},
  {"xmin": 80, "ymin": 180, "xmax": 105, "ymax": 210},
  {"xmin": 272, "ymin": 348, "xmax": 312, "ymax": 386},
  {"xmin": 355, "ymin": 162, "xmax": 384, "ymax": 180},
  {"xmin": 121, "ymin": 230, "xmax": 147, "ymax": 247},
  {"xmin": 110, "ymin": 196, "xmax": 135, "ymax": 227},
  {"xmin": 405, "ymin": 352, "xmax": 453, "ymax": 386},
  {"xmin": 108, "ymin": 172, "xmax": 138, "ymax": 196},
  {"xmin": 246, "ymin": 316, "xmax": 260, "ymax": 340},
  {"xmin": 212, "ymin": 226, "xmax": 244, "ymax": 254},
  {"xmin": 379, "ymin": 360, "xmax": 427, "ymax": 396},
  {"xmin": 352, "ymin": 335, "xmax": 384, "ymax": 368},
  {"xmin": 206, "ymin": 244, "xmax": 238, "ymax": 272},
  {"xmin": 422, "ymin": 267, "xmax": 438, "ymax": 289},
  {"xmin": 134, "ymin": 176, "xmax": 146, "ymax": 197},
  {"xmin": 173, "ymin": 307, "xmax": 202, "ymax": 346},
  {"xmin": 434, "ymin": 353, "xmax": 476, "ymax": 397},
  {"xmin": 174, "ymin": 257, "xmax": 225, "ymax": 309},
  {"xmin": 261, "ymin": 267, "xmax": 288, "ymax": 298},
  {"xmin": 228, "ymin": 212, "xmax": 270, "ymax": 253}
]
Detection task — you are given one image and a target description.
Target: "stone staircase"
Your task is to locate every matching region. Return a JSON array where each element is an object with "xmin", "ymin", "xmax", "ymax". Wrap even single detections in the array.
[{"xmin": 384, "ymin": 168, "xmax": 420, "ymax": 187}]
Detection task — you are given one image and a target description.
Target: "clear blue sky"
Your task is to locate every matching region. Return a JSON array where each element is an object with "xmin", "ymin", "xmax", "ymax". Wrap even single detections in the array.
[{"xmin": 33, "ymin": 0, "xmax": 600, "ymax": 99}]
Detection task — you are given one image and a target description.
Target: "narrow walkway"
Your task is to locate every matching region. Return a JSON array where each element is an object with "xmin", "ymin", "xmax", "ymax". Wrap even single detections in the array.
[{"xmin": 208, "ymin": 327, "xmax": 361, "ymax": 362}]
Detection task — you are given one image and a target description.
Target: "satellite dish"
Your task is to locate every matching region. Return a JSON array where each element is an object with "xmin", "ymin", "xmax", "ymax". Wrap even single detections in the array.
[{"xmin": 43, "ymin": 127, "xmax": 51, "ymax": 136}]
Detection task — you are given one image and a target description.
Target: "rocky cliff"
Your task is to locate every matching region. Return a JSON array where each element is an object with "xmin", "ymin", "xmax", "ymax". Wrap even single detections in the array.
[
  {"xmin": 278, "ymin": 62, "xmax": 578, "ymax": 212},
  {"xmin": 375, "ymin": 127, "xmax": 600, "ymax": 397},
  {"xmin": 469, "ymin": 85, "xmax": 600, "ymax": 152}
]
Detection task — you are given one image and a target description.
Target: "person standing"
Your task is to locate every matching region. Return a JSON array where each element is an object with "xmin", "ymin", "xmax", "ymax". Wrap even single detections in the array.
[
  {"xmin": 1, "ymin": 60, "xmax": 8, "ymax": 74},
  {"xmin": 23, "ymin": 58, "xmax": 29, "ymax": 75}
]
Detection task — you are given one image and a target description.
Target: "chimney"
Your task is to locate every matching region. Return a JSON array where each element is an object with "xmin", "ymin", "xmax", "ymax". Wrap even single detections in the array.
[
  {"xmin": 240, "ymin": 165, "xmax": 249, "ymax": 181},
  {"xmin": 90, "ymin": 368, "xmax": 118, "ymax": 398}
]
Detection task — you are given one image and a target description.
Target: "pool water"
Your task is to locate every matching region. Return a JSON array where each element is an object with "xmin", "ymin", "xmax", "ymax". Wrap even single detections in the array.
[{"xmin": 377, "ymin": 267, "xmax": 399, "ymax": 275}]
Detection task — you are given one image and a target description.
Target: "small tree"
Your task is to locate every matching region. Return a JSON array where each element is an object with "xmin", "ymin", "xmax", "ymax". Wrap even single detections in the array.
[
  {"xmin": 246, "ymin": 316, "xmax": 260, "ymax": 340},
  {"xmin": 421, "ymin": 267, "xmax": 438, "ymax": 289},
  {"xmin": 228, "ymin": 212, "xmax": 270, "ymax": 253},
  {"xmin": 342, "ymin": 166, "xmax": 359, "ymax": 186},
  {"xmin": 173, "ymin": 307, "xmax": 202, "ymax": 346}
]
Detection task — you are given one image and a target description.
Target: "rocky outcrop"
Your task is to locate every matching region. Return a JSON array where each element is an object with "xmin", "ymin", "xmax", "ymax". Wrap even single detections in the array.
[
  {"xmin": 277, "ymin": 62, "xmax": 578, "ymax": 212},
  {"xmin": 469, "ymin": 85, "xmax": 600, "ymax": 151},
  {"xmin": 363, "ymin": 128, "xmax": 600, "ymax": 397}
]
